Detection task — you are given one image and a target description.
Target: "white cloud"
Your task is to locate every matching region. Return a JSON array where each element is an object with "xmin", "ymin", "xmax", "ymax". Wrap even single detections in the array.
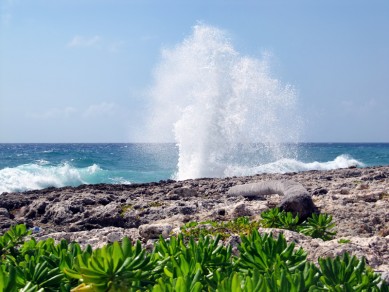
[
  {"xmin": 1, "ymin": 12, "xmax": 12, "ymax": 26},
  {"xmin": 67, "ymin": 35, "xmax": 102, "ymax": 48},
  {"xmin": 82, "ymin": 102, "xmax": 117, "ymax": 118},
  {"xmin": 109, "ymin": 41, "xmax": 126, "ymax": 53},
  {"xmin": 340, "ymin": 98, "xmax": 377, "ymax": 114},
  {"xmin": 29, "ymin": 107, "xmax": 77, "ymax": 119},
  {"xmin": 1, "ymin": 0, "xmax": 18, "ymax": 26},
  {"xmin": 28, "ymin": 103, "xmax": 123, "ymax": 121}
]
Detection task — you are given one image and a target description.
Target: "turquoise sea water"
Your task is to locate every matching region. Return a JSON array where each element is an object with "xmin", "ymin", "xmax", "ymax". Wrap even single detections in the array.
[{"xmin": 0, "ymin": 143, "xmax": 389, "ymax": 193}]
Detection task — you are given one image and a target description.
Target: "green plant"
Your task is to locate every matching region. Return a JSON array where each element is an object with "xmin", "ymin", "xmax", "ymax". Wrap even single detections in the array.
[
  {"xmin": 17, "ymin": 259, "xmax": 64, "ymax": 291},
  {"xmin": 217, "ymin": 262, "xmax": 322, "ymax": 292},
  {"xmin": 120, "ymin": 204, "xmax": 133, "ymax": 217},
  {"xmin": 216, "ymin": 271, "xmax": 266, "ymax": 292},
  {"xmin": 236, "ymin": 230, "xmax": 307, "ymax": 276},
  {"xmin": 0, "ymin": 224, "xmax": 31, "ymax": 262},
  {"xmin": 317, "ymin": 253, "xmax": 383, "ymax": 291},
  {"xmin": 260, "ymin": 208, "xmax": 300, "ymax": 231},
  {"xmin": 180, "ymin": 217, "xmax": 260, "ymax": 240},
  {"xmin": 338, "ymin": 239, "xmax": 351, "ymax": 244},
  {"xmin": 65, "ymin": 238, "xmax": 158, "ymax": 291},
  {"xmin": 260, "ymin": 207, "xmax": 285, "ymax": 228},
  {"xmin": 152, "ymin": 272, "xmax": 203, "ymax": 292},
  {"xmin": 0, "ymin": 265, "xmax": 18, "ymax": 292},
  {"xmin": 277, "ymin": 211, "xmax": 300, "ymax": 231},
  {"xmin": 148, "ymin": 201, "xmax": 165, "ymax": 208},
  {"xmin": 259, "ymin": 208, "xmax": 337, "ymax": 241},
  {"xmin": 298, "ymin": 213, "xmax": 336, "ymax": 241},
  {"xmin": 1, "ymin": 224, "xmax": 388, "ymax": 291},
  {"xmin": 155, "ymin": 234, "xmax": 232, "ymax": 290}
]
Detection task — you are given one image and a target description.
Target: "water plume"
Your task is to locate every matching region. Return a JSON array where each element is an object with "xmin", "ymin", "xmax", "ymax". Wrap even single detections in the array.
[{"xmin": 149, "ymin": 24, "xmax": 302, "ymax": 180}]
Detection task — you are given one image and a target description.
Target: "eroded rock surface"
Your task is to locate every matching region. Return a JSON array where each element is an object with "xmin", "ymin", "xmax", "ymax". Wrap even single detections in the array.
[{"xmin": 1, "ymin": 166, "xmax": 388, "ymax": 279}]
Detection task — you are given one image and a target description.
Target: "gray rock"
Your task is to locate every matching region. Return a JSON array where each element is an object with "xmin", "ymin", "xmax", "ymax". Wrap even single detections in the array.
[
  {"xmin": 380, "ymin": 271, "xmax": 389, "ymax": 285},
  {"xmin": 0, "ymin": 208, "xmax": 10, "ymax": 218},
  {"xmin": 232, "ymin": 203, "xmax": 252, "ymax": 218},
  {"xmin": 35, "ymin": 227, "xmax": 139, "ymax": 249},
  {"xmin": 1, "ymin": 166, "xmax": 389, "ymax": 279},
  {"xmin": 340, "ymin": 188, "xmax": 350, "ymax": 195},
  {"xmin": 83, "ymin": 202, "xmax": 125, "ymax": 228},
  {"xmin": 312, "ymin": 188, "xmax": 328, "ymax": 195},
  {"xmin": 138, "ymin": 223, "xmax": 173, "ymax": 240},
  {"xmin": 0, "ymin": 208, "xmax": 15, "ymax": 230},
  {"xmin": 279, "ymin": 191, "xmax": 316, "ymax": 221},
  {"xmin": 43, "ymin": 202, "xmax": 73, "ymax": 225},
  {"xmin": 179, "ymin": 205, "xmax": 196, "ymax": 215},
  {"xmin": 167, "ymin": 187, "xmax": 197, "ymax": 199},
  {"xmin": 228, "ymin": 180, "xmax": 316, "ymax": 220}
]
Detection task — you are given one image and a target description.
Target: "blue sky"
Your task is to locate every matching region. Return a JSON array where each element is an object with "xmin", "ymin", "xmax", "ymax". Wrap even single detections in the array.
[{"xmin": 1, "ymin": 0, "xmax": 388, "ymax": 143}]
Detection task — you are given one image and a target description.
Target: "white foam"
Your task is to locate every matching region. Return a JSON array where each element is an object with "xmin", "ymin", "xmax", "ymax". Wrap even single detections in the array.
[
  {"xmin": 35, "ymin": 159, "xmax": 50, "ymax": 166},
  {"xmin": 0, "ymin": 163, "xmax": 103, "ymax": 193},
  {"xmin": 224, "ymin": 154, "xmax": 365, "ymax": 177},
  {"xmin": 149, "ymin": 24, "xmax": 302, "ymax": 180}
]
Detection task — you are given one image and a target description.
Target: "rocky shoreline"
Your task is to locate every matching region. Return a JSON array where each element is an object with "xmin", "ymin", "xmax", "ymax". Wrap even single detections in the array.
[{"xmin": 1, "ymin": 166, "xmax": 388, "ymax": 281}]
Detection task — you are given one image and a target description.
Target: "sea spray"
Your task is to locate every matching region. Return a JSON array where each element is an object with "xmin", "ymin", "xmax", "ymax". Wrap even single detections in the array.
[
  {"xmin": 0, "ymin": 163, "xmax": 119, "ymax": 193},
  {"xmin": 149, "ymin": 24, "xmax": 302, "ymax": 180}
]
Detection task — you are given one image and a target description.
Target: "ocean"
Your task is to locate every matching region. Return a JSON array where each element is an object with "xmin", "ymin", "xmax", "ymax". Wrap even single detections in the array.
[
  {"xmin": 2, "ymin": 27, "xmax": 389, "ymax": 193},
  {"xmin": 1, "ymin": 143, "xmax": 389, "ymax": 193}
]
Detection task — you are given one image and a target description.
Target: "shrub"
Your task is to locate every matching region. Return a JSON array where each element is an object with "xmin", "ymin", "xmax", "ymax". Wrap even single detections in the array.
[
  {"xmin": 298, "ymin": 213, "xmax": 337, "ymax": 241},
  {"xmin": 0, "ymin": 224, "xmax": 387, "ymax": 291},
  {"xmin": 236, "ymin": 230, "xmax": 307, "ymax": 276},
  {"xmin": 180, "ymin": 217, "xmax": 260, "ymax": 240},
  {"xmin": 260, "ymin": 208, "xmax": 337, "ymax": 241}
]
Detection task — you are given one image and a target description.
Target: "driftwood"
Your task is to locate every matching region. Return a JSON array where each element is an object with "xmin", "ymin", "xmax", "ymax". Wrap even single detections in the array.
[{"xmin": 228, "ymin": 180, "xmax": 316, "ymax": 220}]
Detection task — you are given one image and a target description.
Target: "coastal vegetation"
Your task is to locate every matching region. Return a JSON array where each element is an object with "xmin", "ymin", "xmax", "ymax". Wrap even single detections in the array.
[
  {"xmin": 181, "ymin": 208, "xmax": 336, "ymax": 241},
  {"xmin": 1, "ymin": 215, "xmax": 388, "ymax": 291}
]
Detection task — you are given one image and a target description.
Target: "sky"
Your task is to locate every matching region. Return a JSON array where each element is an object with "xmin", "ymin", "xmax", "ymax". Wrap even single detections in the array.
[{"xmin": 1, "ymin": 0, "xmax": 388, "ymax": 143}]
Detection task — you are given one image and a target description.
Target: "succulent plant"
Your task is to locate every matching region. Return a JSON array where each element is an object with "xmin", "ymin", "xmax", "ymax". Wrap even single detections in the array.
[{"xmin": 0, "ymin": 224, "xmax": 387, "ymax": 291}]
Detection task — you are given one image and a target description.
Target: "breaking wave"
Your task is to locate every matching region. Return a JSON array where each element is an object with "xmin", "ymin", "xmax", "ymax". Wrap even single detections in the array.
[
  {"xmin": 224, "ymin": 154, "xmax": 365, "ymax": 177},
  {"xmin": 0, "ymin": 163, "xmax": 109, "ymax": 193}
]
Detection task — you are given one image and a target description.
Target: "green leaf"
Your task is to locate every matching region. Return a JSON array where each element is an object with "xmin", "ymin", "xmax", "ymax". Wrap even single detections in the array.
[
  {"xmin": 111, "ymin": 241, "xmax": 124, "ymax": 272},
  {"xmin": 164, "ymin": 266, "xmax": 174, "ymax": 278},
  {"xmin": 63, "ymin": 268, "xmax": 82, "ymax": 280},
  {"xmin": 231, "ymin": 273, "xmax": 242, "ymax": 292}
]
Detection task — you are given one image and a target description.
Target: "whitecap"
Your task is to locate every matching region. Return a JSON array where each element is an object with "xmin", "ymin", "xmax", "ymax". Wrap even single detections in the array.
[
  {"xmin": 224, "ymin": 154, "xmax": 365, "ymax": 177},
  {"xmin": 0, "ymin": 163, "xmax": 105, "ymax": 193}
]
